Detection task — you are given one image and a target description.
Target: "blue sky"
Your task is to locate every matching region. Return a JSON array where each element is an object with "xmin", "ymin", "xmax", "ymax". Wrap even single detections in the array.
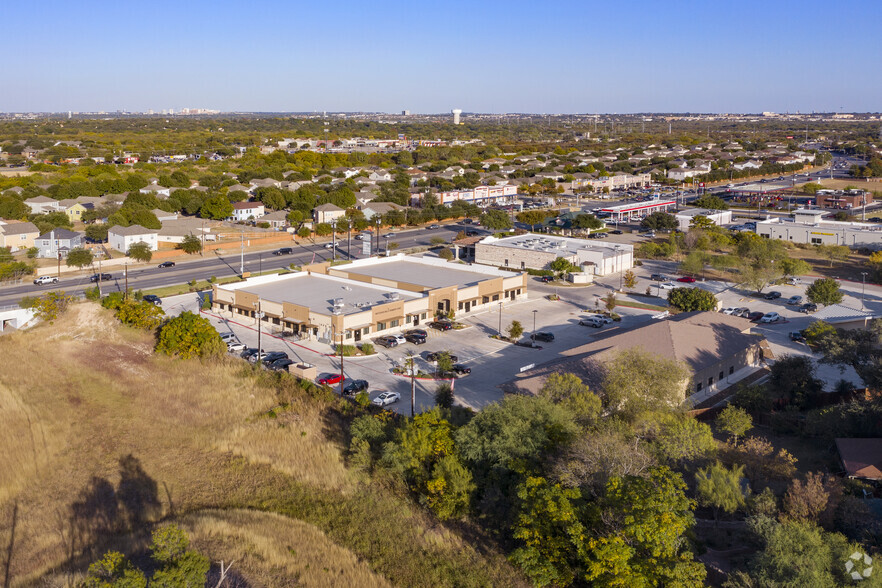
[{"xmin": 3, "ymin": 0, "xmax": 880, "ymax": 113}]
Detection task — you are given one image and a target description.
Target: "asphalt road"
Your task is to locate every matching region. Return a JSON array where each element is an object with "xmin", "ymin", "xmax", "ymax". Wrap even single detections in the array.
[{"xmin": 0, "ymin": 223, "xmax": 481, "ymax": 307}]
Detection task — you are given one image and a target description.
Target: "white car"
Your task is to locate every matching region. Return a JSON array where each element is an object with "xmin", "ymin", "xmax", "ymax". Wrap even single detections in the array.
[
  {"xmin": 227, "ymin": 341, "xmax": 246, "ymax": 352},
  {"xmin": 383, "ymin": 233, "xmax": 395, "ymax": 239},
  {"xmin": 372, "ymin": 391, "xmax": 401, "ymax": 407},
  {"xmin": 658, "ymin": 282, "xmax": 676, "ymax": 290},
  {"xmin": 323, "ymin": 242, "xmax": 335, "ymax": 249},
  {"xmin": 218, "ymin": 332, "xmax": 236, "ymax": 342},
  {"xmin": 582, "ymin": 313, "xmax": 613, "ymax": 324},
  {"xmin": 760, "ymin": 312, "xmax": 782, "ymax": 323},
  {"xmin": 389, "ymin": 334, "xmax": 406, "ymax": 345},
  {"xmin": 33, "ymin": 276, "xmax": 59, "ymax": 285}
]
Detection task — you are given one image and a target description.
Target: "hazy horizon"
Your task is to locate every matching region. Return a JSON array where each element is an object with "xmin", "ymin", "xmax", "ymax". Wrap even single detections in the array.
[{"xmin": 4, "ymin": 0, "xmax": 880, "ymax": 114}]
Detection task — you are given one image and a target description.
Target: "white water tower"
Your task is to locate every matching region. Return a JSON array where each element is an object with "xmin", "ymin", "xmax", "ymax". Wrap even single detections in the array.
[{"xmin": 452, "ymin": 109, "xmax": 462, "ymax": 125}]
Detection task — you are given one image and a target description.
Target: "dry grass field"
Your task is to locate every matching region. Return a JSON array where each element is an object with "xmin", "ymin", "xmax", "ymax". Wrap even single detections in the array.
[{"xmin": 0, "ymin": 303, "xmax": 525, "ymax": 587}]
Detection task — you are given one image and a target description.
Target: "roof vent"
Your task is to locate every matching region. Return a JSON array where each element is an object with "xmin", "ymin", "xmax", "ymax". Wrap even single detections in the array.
[
  {"xmin": 389, "ymin": 292, "xmax": 400, "ymax": 301},
  {"xmin": 333, "ymin": 297, "xmax": 344, "ymax": 308}
]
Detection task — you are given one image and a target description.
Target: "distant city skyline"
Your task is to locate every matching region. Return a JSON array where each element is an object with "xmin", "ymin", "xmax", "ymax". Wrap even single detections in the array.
[{"xmin": 4, "ymin": 0, "xmax": 880, "ymax": 114}]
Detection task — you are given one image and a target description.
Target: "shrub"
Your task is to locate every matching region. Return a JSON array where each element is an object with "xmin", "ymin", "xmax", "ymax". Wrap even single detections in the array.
[
  {"xmin": 84, "ymin": 286, "xmax": 101, "ymax": 301},
  {"xmin": 156, "ymin": 311, "xmax": 225, "ymax": 359},
  {"xmin": 335, "ymin": 344, "xmax": 358, "ymax": 356},
  {"xmin": 359, "ymin": 342, "xmax": 375, "ymax": 355},
  {"xmin": 668, "ymin": 286, "xmax": 717, "ymax": 311}
]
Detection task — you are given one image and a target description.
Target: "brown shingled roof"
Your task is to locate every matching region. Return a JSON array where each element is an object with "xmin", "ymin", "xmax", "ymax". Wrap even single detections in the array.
[{"xmin": 835, "ymin": 438, "xmax": 882, "ymax": 480}]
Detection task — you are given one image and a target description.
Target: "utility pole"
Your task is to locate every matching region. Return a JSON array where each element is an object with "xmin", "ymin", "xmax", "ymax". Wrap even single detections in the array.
[
  {"xmin": 124, "ymin": 263, "xmax": 128, "ymax": 299},
  {"xmin": 406, "ymin": 351, "xmax": 416, "ymax": 418},
  {"xmin": 255, "ymin": 299, "xmax": 263, "ymax": 363},
  {"xmin": 56, "ymin": 251, "xmax": 61, "ymax": 280},
  {"xmin": 239, "ymin": 232, "xmax": 244, "ymax": 275},
  {"xmin": 862, "ymin": 272, "xmax": 868, "ymax": 310},
  {"xmin": 97, "ymin": 258, "xmax": 103, "ymax": 297},
  {"xmin": 498, "ymin": 301, "xmax": 503, "ymax": 337},
  {"xmin": 338, "ymin": 329, "xmax": 346, "ymax": 398},
  {"xmin": 331, "ymin": 219, "xmax": 337, "ymax": 261},
  {"xmin": 200, "ymin": 221, "xmax": 205, "ymax": 257}
]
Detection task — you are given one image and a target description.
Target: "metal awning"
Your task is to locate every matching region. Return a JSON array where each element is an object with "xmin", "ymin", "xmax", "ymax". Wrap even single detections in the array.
[{"xmin": 282, "ymin": 317, "xmax": 304, "ymax": 324}]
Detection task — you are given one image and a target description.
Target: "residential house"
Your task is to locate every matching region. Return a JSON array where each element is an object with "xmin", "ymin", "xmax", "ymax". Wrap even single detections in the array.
[
  {"xmin": 108, "ymin": 225, "xmax": 160, "ymax": 252},
  {"xmin": 60, "ymin": 200, "xmax": 94, "ymax": 223},
  {"xmin": 368, "ymin": 170, "xmax": 392, "ymax": 182},
  {"xmin": 360, "ymin": 201, "xmax": 405, "ymax": 220},
  {"xmin": 249, "ymin": 178, "xmax": 282, "ymax": 190},
  {"xmin": 228, "ymin": 202, "xmax": 266, "ymax": 222},
  {"xmin": 835, "ymin": 438, "xmax": 882, "ymax": 481},
  {"xmin": 157, "ymin": 219, "xmax": 215, "ymax": 245},
  {"xmin": 24, "ymin": 196, "xmax": 62, "ymax": 214},
  {"xmin": 151, "ymin": 209, "xmax": 179, "ymax": 222},
  {"xmin": 35, "ymin": 228, "xmax": 84, "ymax": 258},
  {"xmin": 313, "ymin": 203, "xmax": 346, "ymax": 224},
  {"xmin": 260, "ymin": 210, "xmax": 291, "ymax": 230},
  {"xmin": 227, "ymin": 184, "xmax": 254, "ymax": 194},
  {"xmin": 0, "ymin": 221, "xmax": 40, "ymax": 252},
  {"xmin": 140, "ymin": 183, "xmax": 172, "ymax": 198},
  {"xmin": 733, "ymin": 159, "xmax": 763, "ymax": 171}
]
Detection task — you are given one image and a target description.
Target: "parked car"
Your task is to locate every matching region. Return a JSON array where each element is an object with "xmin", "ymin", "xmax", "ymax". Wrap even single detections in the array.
[
  {"xmin": 157, "ymin": 261, "xmax": 175, "ymax": 268},
  {"xmin": 539, "ymin": 275, "xmax": 554, "ymax": 283},
  {"xmin": 677, "ymin": 276, "xmax": 697, "ymax": 283},
  {"xmin": 318, "ymin": 373, "xmax": 345, "ymax": 386},
  {"xmin": 251, "ymin": 351, "xmax": 287, "ymax": 364},
  {"xmin": 579, "ymin": 317, "xmax": 605, "ymax": 328},
  {"xmin": 650, "ymin": 274, "xmax": 667, "ymax": 281},
  {"xmin": 426, "ymin": 351, "xmax": 458, "ymax": 363},
  {"xmin": 372, "ymin": 391, "xmax": 400, "ymax": 407},
  {"xmin": 452, "ymin": 364, "xmax": 471, "ymax": 375},
  {"xmin": 89, "ymin": 273, "xmax": 113, "ymax": 282},
  {"xmin": 721, "ymin": 307, "xmax": 739, "ymax": 315},
  {"xmin": 427, "ymin": 224, "xmax": 441, "ymax": 230},
  {"xmin": 375, "ymin": 336, "xmax": 399, "ymax": 348},
  {"xmin": 747, "ymin": 311, "xmax": 765, "ymax": 322},
  {"xmin": 786, "ymin": 295, "xmax": 803, "ymax": 305},
  {"xmin": 798, "ymin": 302, "xmax": 818, "ymax": 313},
  {"xmin": 268, "ymin": 358, "xmax": 295, "ymax": 371},
  {"xmin": 33, "ymin": 276, "xmax": 58, "ymax": 285},
  {"xmin": 789, "ymin": 331, "xmax": 806, "ymax": 342},
  {"xmin": 532, "ymin": 332, "xmax": 555, "ymax": 342},
  {"xmin": 465, "ymin": 230, "xmax": 480, "ymax": 237},
  {"xmin": 786, "ymin": 277, "xmax": 801, "ymax": 285},
  {"xmin": 658, "ymin": 282, "xmax": 677, "ymax": 290},
  {"xmin": 404, "ymin": 329, "xmax": 427, "ymax": 344},
  {"xmin": 760, "ymin": 312, "xmax": 782, "ymax": 323},
  {"xmin": 429, "ymin": 320, "xmax": 453, "ymax": 331},
  {"xmin": 609, "ymin": 229, "xmax": 623, "ymax": 235},
  {"xmin": 227, "ymin": 341, "xmax": 246, "ymax": 353},
  {"xmin": 734, "ymin": 307, "xmax": 751, "ymax": 318},
  {"xmin": 354, "ymin": 234, "xmax": 365, "ymax": 240},
  {"xmin": 764, "ymin": 291, "xmax": 782, "ymax": 300},
  {"xmin": 343, "ymin": 379, "xmax": 369, "ymax": 396},
  {"xmin": 273, "ymin": 247, "xmax": 293, "ymax": 255},
  {"xmin": 142, "ymin": 294, "xmax": 162, "ymax": 306},
  {"xmin": 240, "ymin": 347, "xmax": 261, "ymax": 360},
  {"xmin": 218, "ymin": 332, "xmax": 237, "ymax": 342},
  {"xmin": 583, "ymin": 313, "xmax": 613, "ymax": 324}
]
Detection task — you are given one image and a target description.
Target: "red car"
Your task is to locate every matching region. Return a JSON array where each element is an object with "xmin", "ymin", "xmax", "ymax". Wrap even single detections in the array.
[
  {"xmin": 677, "ymin": 276, "xmax": 697, "ymax": 283},
  {"xmin": 318, "ymin": 374, "xmax": 345, "ymax": 386}
]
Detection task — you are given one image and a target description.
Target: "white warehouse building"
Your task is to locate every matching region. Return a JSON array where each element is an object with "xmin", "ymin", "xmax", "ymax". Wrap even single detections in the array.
[
  {"xmin": 475, "ymin": 234, "xmax": 633, "ymax": 276},
  {"xmin": 755, "ymin": 209, "xmax": 882, "ymax": 248},
  {"xmin": 675, "ymin": 208, "xmax": 733, "ymax": 231}
]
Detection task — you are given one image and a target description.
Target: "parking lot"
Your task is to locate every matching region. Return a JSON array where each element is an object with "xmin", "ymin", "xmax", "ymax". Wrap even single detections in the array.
[{"xmin": 158, "ymin": 257, "xmax": 881, "ymax": 414}]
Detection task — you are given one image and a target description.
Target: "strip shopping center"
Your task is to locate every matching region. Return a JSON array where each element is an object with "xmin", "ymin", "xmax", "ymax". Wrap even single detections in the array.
[{"xmin": 211, "ymin": 255, "xmax": 528, "ymax": 344}]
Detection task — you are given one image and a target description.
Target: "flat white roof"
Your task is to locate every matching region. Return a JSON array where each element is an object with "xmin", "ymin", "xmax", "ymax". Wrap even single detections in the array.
[
  {"xmin": 220, "ymin": 272, "xmax": 421, "ymax": 315},
  {"xmin": 676, "ymin": 208, "xmax": 730, "ymax": 218},
  {"xmin": 480, "ymin": 234, "xmax": 633, "ymax": 257},
  {"xmin": 339, "ymin": 253, "xmax": 520, "ymax": 285},
  {"xmin": 598, "ymin": 200, "xmax": 676, "ymax": 213}
]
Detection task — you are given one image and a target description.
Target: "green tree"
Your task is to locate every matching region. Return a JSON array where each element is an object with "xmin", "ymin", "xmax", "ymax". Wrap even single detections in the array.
[
  {"xmin": 806, "ymin": 277, "xmax": 843, "ymax": 306},
  {"xmin": 779, "ymin": 257, "xmax": 811, "ymax": 277},
  {"xmin": 622, "ymin": 269, "xmax": 637, "ymax": 289},
  {"xmin": 516, "ymin": 210, "xmax": 549, "ymax": 229},
  {"xmin": 769, "ymin": 354, "xmax": 824, "ymax": 408},
  {"xmin": 601, "ymin": 348, "xmax": 691, "ymax": 422},
  {"xmin": 538, "ymin": 373, "xmax": 601, "ymax": 425},
  {"xmin": 692, "ymin": 195, "xmax": 728, "ymax": 210},
  {"xmin": 802, "ymin": 182, "xmax": 823, "ymax": 194},
  {"xmin": 603, "ymin": 292, "xmax": 617, "ymax": 312},
  {"xmin": 296, "ymin": 226, "xmax": 311, "ymax": 239},
  {"xmin": 434, "ymin": 382, "xmax": 454, "ymax": 408},
  {"xmin": 156, "ymin": 311, "xmax": 225, "ymax": 359},
  {"xmin": 639, "ymin": 412, "xmax": 715, "ymax": 465},
  {"xmin": 434, "ymin": 351, "xmax": 454, "ymax": 374},
  {"xmin": 641, "ymin": 211, "xmax": 678, "ymax": 230},
  {"xmin": 572, "ymin": 213, "xmax": 603, "ymax": 230},
  {"xmin": 126, "ymin": 242, "xmax": 153, "ymax": 263},
  {"xmin": 198, "ymin": 194, "xmax": 233, "ymax": 220},
  {"xmin": 178, "ymin": 233, "xmax": 202, "ymax": 255},
  {"xmin": 689, "ymin": 215, "xmax": 717, "ymax": 230},
  {"xmin": 507, "ymin": 320, "xmax": 524, "ymax": 340},
  {"xmin": 817, "ymin": 244, "xmax": 850, "ymax": 267},
  {"xmin": 112, "ymin": 299, "xmax": 165, "ymax": 330},
  {"xmin": 480, "ymin": 209, "xmax": 513, "ymax": 230},
  {"xmin": 314, "ymin": 222, "xmax": 333, "ymax": 237},
  {"xmin": 803, "ymin": 320, "xmax": 836, "ymax": 346},
  {"xmin": 85, "ymin": 224, "xmax": 109, "ymax": 242},
  {"xmin": 738, "ymin": 263, "xmax": 783, "ymax": 294},
  {"xmin": 82, "ymin": 551, "xmax": 147, "ymax": 588},
  {"xmin": 437, "ymin": 247, "xmax": 454, "ymax": 261},
  {"xmin": 149, "ymin": 525, "xmax": 210, "ymax": 588},
  {"xmin": 695, "ymin": 462, "xmax": 747, "ymax": 523},
  {"xmin": 667, "ymin": 286, "xmax": 717, "ymax": 311},
  {"xmin": 509, "ymin": 476, "xmax": 584, "ymax": 587},
  {"xmin": 716, "ymin": 405, "xmax": 753, "ymax": 446},
  {"xmin": 27, "ymin": 290, "xmax": 75, "ymax": 322},
  {"xmin": 678, "ymin": 251, "xmax": 706, "ymax": 277},
  {"xmin": 549, "ymin": 256, "xmax": 575, "ymax": 276},
  {"xmin": 286, "ymin": 209, "xmax": 303, "ymax": 225},
  {"xmin": 66, "ymin": 247, "xmax": 94, "ymax": 269}
]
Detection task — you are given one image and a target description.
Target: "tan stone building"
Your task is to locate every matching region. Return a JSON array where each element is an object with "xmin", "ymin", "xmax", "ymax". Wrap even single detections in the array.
[
  {"xmin": 0, "ymin": 221, "xmax": 40, "ymax": 252},
  {"xmin": 506, "ymin": 312, "xmax": 766, "ymax": 406},
  {"xmin": 212, "ymin": 255, "xmax": 527, "ymax": 344}
]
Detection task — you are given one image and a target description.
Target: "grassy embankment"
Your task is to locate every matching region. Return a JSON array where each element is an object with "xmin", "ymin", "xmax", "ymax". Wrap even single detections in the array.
[{"xmin": 0, "ymin": 303, "xmax": 525, "ymax": 587}]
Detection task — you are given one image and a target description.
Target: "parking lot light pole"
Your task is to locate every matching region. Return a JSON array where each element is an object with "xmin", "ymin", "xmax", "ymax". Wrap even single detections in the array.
[
  {"xmin": 862, "ymin": 272, "xmax": 868, "ymax": 310},
  {"xmin": 331, "ymin": 219, "xmax": 337, "ymax": 261},
  {"xmin": 532, "ymin": 309, "xmax": 538, "ymax": 346},
  {"xmin": 498, "ymin": 301, "xmax": 503, "ymax": 337},
  {"xmin": 255, "ymin": 299, "xmax": 263, "ymax": 365},
  {"xmin": 338, "ymin": 329, "xmax": 346, "ymax": 398}
]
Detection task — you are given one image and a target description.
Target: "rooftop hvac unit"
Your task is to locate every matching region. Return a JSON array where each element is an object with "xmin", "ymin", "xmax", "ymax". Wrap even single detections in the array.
[
  {"xmin": 388, "ymin": 292, "xmax": 400, "ymax": 301},
  {"xmin": 333, "ymin": 297, "xmax": 344, "ymax": 308}
]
